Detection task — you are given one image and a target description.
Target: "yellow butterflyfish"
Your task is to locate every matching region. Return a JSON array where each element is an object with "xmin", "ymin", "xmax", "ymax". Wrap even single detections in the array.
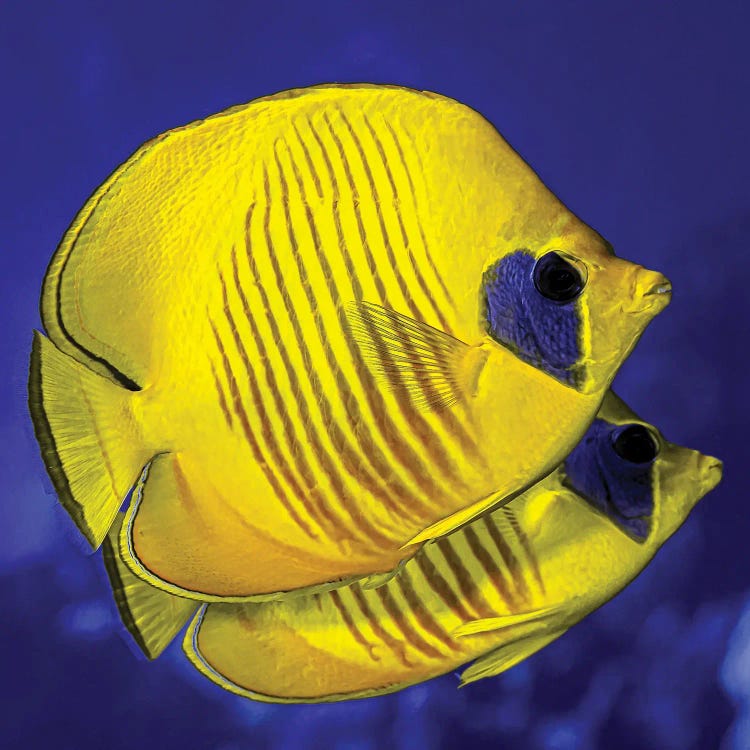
[
  {"xmin": 30, "ymin": 84, "xmax": 670, "ymax": 602},
  {"xmin": 102, "ymin": 392, "xmax": 722, "ymax": 699}
]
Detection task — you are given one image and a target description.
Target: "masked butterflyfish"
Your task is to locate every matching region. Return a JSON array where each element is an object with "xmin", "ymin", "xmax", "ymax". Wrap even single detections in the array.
[
  {"xmin": 30, "ymin": 84, "xmax": 671, "ymax": 602},
  {"xmin": 101, "ymin": 392, "xmax": 722, "ymax": 698}
]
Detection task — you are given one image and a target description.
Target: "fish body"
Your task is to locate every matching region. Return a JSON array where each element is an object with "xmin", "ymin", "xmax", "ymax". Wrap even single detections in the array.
[
  {"xmin": 31, "ymin": 84, "xmax": 669, "ymax": 601},
  {"xmin": 170, "ymin": 392, "xmax": 722, "ymax": 700}
]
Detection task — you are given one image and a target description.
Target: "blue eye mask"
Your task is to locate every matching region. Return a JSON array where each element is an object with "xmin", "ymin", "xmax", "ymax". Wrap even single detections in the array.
[
  {"xmin": 561, "ymin": 419, "xmax": 656, "ymax": 541},
  {"xmin": 482, "ymin": 251, "xmax": 582, "ymax": 387}
]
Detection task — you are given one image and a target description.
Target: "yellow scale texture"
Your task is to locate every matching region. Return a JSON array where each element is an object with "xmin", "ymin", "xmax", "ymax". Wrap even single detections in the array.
[
  {"xmin": 36, "ymin": 85, "xmax": 669, "ymax": 603},
  {"xmin": 184, "ymin": 395, "xmax": 722, "ymax": 701}
]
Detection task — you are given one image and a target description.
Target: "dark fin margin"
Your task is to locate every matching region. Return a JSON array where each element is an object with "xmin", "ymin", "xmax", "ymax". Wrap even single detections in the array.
[
  {"xmin": 102, "ymin": 531, "xmax": 157, "ymax": 659},
  {"xmin": 28, "ymin": 332, "xmax": 93, "ymax": 543},
  {"xmin": 51, "ymin": 246, "xmax": 141, "ymax": 391}
]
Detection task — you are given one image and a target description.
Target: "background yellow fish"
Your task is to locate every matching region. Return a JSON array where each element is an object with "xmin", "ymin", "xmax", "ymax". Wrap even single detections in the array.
[
  {"xmin": 30, "ymin": 84, "xmax": 670, "ymax": 602},
  {"xmin": 100, "ymin": 392, "xmax": 721, "ymax": 701}
]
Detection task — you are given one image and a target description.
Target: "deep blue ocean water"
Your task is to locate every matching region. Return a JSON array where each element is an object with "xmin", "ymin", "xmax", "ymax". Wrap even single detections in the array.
[{"xmin": 2, "ymin": 2, "xmax": 749, "ymax": 748}]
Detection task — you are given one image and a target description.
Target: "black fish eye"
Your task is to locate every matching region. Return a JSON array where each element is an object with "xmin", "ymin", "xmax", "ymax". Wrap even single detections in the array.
[
  {"xmin": 533, "ymin": 252, "xmax": 584, "ymax": 302},
  {"xmin": 612, "ymin": 424, "xmax": 659, "ymax": 464}
]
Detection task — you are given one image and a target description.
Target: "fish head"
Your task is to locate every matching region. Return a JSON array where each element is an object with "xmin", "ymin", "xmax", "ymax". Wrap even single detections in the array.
[
  {"xmin": 480, "ymin": 225, "xmax": 671, "ymax": 395},
  {"xmin": 561, "ymin": 391, "xmax": 722, "ymax": 546}
]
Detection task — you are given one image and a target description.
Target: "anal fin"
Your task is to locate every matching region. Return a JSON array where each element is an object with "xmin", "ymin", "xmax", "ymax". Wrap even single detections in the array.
[{"xmin": 103, "ymin": 511, "xmax": 199, "ymax": 659}]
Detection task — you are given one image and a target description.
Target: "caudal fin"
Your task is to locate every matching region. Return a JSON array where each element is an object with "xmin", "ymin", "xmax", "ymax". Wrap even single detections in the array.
[
  {"xmin": 103, "ymin": 512, "xmax": 199, "ymax": 659},
  {"xmin": 28, "ymin": 331, "xmax": 152, "ymax": 548}
]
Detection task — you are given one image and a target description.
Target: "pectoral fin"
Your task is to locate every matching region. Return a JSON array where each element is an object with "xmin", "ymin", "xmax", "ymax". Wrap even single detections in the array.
[
  {"xmin": 453, "ymin": 601, "xmax": 569, "ymax": 684},
  {"xmin": 346, "ymin": 301, "xmax": 487, "ymax": 411},
  {"xmin": 452, "ymin": 604, "xmax": 560, "ymax": 638}
]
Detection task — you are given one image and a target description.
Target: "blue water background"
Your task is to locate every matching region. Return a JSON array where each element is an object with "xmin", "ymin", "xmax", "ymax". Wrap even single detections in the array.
[{"xmin": 2, "ymin": 2, "xmax": 749, "ymax": 748}]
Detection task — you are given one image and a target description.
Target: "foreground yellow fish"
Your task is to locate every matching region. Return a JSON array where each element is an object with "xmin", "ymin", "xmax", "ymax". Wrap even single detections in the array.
[
  {"xmin": 30, "ymin": 84, "xmax": 670, "ymax": 602},
  {"xmin": 103, "ymin": 393, "xmax": 722, "ymax": 699}
]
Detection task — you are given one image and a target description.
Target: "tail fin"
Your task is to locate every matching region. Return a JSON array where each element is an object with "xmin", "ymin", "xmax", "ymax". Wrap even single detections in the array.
[
  {"xmin": 28, "ymin": 331, "xmax": 152, "ymax": 549},
  {"xmin": 103, "ymin": 512, "xmax": 199, "ymax": 659}
]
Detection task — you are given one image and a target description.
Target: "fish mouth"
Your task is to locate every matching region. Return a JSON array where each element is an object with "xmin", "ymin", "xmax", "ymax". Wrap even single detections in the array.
[
  {"xmin": 700, "ymin": 456, "xmax": 723, "ymax": 493},
  {"xmin": 644, "ymin": 279, "xmax": 673, "ymax": 297},
  {"xmin": 632, "ymin": 271, "xmax": 672, "ymax": 314}
]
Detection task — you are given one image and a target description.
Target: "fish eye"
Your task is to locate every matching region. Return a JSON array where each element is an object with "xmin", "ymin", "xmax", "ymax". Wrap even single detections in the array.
[
  {"xmin": 612, "ymin": 424, "xmax": 659, "ymax": 464},
  {"xmin": 532, "ymin": 251, "xmax": 585, "ymax": 303}
]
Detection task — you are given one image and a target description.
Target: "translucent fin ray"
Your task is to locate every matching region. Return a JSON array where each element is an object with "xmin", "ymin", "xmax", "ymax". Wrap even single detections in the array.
[
  {"xmin": 28, "ymin": 331, "xmax": 151, "ymax": 548},
  {"xmin": 346, "ymin": 301, "xmax": 481, "ymax": 411}
]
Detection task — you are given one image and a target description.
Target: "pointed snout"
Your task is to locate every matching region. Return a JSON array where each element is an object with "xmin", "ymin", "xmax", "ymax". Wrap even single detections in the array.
[
  {"xmin": 699, "ymin": 455, "xmax": 723, "ymax": 493},
  {"xmin": 631, "ymin": 268, "xmax": 672, "ymax": 314}
]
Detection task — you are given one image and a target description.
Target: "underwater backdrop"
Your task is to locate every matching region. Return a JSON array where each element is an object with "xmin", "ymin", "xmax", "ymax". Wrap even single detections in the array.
[{"xmin": 2, "ymin": 2, "xmax": 749, "ymax": 748}]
